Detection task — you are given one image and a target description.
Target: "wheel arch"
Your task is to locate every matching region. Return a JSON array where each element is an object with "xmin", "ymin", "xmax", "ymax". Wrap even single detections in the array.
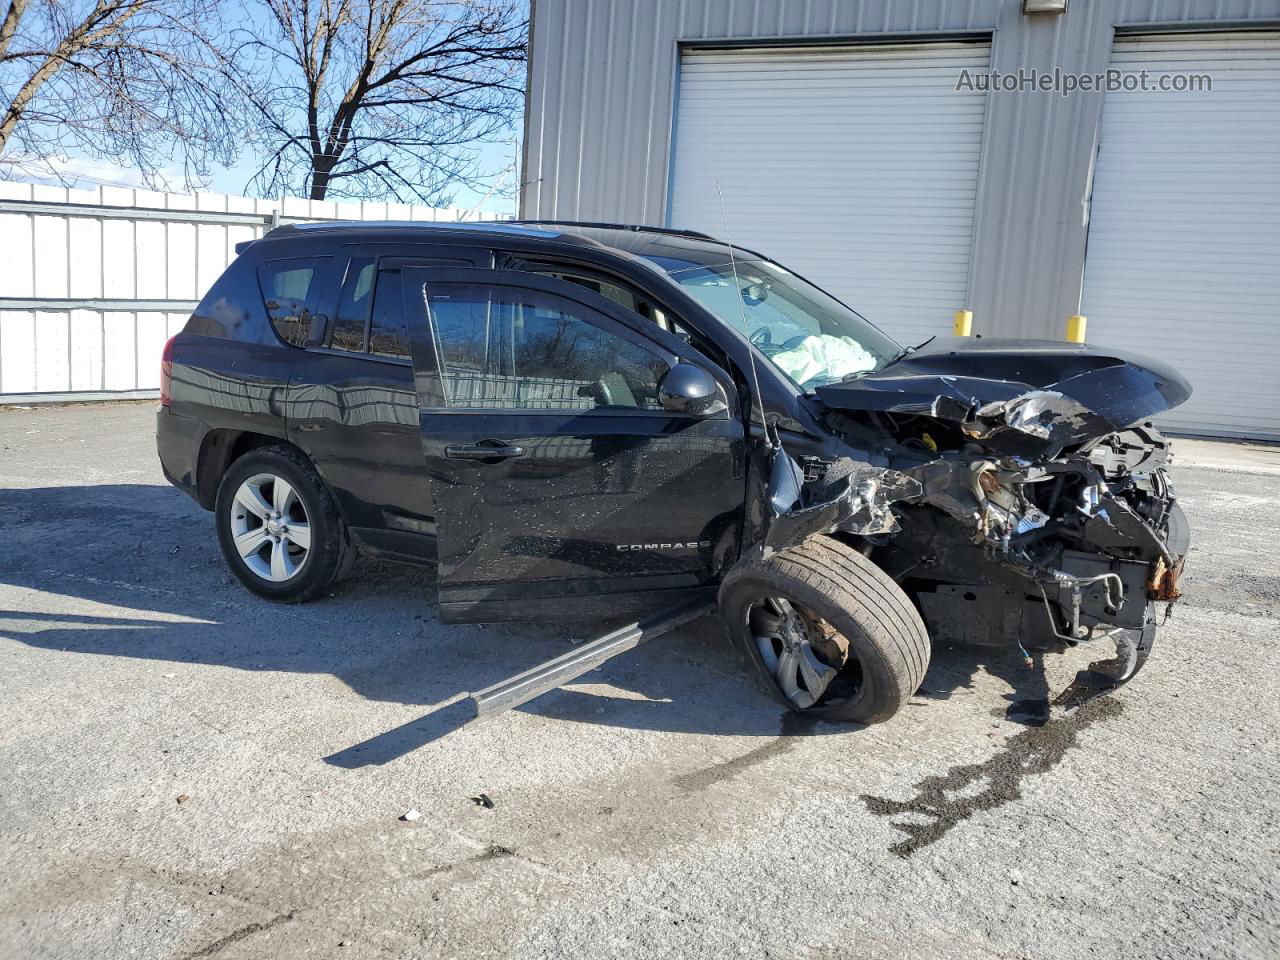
[{"xmin": 196, "ymin": 430, "xmax": 305, "ymax": 510}]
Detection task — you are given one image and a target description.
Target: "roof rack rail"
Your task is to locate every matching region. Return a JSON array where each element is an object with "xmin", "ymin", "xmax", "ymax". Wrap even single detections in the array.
[{"xmin": 507, "ymin": 220, "xmax": 722, "ymax": 243}]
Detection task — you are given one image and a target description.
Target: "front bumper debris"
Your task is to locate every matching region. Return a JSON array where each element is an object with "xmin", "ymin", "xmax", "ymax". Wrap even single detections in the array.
[{"xmin": 753, "ymin": 408, "xmax": 1187, "ymax": 687}]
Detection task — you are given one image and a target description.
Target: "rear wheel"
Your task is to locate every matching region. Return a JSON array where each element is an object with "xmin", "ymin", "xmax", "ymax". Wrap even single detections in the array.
[
  {"xmin": 718, "ymin": 536, "xmax": 930, "ymax": 723},
  {"xmin": 214, "ymin": 445, "xmax": 353, "ymax": 603}
]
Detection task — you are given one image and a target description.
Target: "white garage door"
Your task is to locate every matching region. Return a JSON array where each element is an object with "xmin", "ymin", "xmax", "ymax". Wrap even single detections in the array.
[
  {"xmin": 1083, "ymin": 33, "xmax": 1280, "ymax": 440},
  {"xmin": 668, "ymin": 42, "xmax": 990, "ymax": 347}
]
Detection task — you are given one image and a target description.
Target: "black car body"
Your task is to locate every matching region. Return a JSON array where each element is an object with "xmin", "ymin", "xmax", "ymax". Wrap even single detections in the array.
[{"xmin": 157, "ymin": 221, "xmax": 1191, "ymax": 722}]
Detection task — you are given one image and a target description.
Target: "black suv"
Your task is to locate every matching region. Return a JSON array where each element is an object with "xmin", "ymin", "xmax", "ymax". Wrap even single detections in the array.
[{"xmin": 157, "ymin": 221, "xmax": 1191, "ymax": 724}]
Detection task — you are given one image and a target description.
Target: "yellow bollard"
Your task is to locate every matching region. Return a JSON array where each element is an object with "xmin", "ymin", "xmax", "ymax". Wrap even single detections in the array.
[
  {"xmin": 1066, "ymin": 314, "xmax": 1087, "ymax": 343},
  {"xmin": 953, "ymin": 309, "xmax": 973, "ymax": 337}
]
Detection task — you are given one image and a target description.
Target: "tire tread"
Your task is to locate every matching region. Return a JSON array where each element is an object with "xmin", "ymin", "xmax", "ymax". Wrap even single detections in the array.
[
  {"xmin": 719, "ymin": 536, "xmax": 930, "ymax": 723},
  {"xmin": 214, "ymin": 444, "xmax": 351, "ymax": 603}
]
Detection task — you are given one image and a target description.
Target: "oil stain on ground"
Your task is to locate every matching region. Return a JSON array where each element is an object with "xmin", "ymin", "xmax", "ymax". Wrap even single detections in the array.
[
  {"xmin": 673, "ymin": 712, "xmax": 823, "ymax": 791},
  {"xmin": 861, "ymin": 695, "xmax": 1123, "ymax": 857}
]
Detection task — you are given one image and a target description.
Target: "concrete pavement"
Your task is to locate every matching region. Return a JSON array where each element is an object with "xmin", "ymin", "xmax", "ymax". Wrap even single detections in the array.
[{"xmin": 0, "ymin": 402, "xmax": 1276, "ymax": 959}]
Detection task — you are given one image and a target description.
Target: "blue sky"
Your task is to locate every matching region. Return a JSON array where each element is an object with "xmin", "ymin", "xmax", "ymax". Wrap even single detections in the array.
[
  {"xmin": 7, "ymin": 0, "xmax": 527, "ymax": 216},
  {"xmin": 15, "ymin": 121, "xmax": 523, "ymax": 216}
]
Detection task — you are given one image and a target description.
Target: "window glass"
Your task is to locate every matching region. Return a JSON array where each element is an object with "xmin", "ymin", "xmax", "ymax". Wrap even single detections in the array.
[
  {"xmin": 258, "ymin": 258, "xmax": 328, "ymax": 347},
  {"xmin": 368, "ymin": 270, "xmax": 410, "ymax": 359},
  {"xmin": 430, "ymin": 290, "xmax": 489, "ymax": 378},
  {"xmin": 645, "ymin": 258, "xmax": 901, "ymax": 389},
  {"xmin": 427, "ymin": 284, "xmax": 666, "ymax": 411},
  {"xmin": 330, "ymin": 258, "xmax": 374, "ymax": 352},
  {"xmin": 535, "ymin": 269, "xmax": 691, "ymax": 341}
]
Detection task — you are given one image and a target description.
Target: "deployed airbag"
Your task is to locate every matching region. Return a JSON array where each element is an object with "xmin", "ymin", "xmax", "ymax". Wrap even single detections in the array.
[{"xmin": 770, "ymin": 335, "xmax": 878, "ymax": 386}]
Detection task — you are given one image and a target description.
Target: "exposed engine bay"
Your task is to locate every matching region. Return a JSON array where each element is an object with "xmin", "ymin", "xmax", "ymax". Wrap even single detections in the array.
[{"xmin": 759, "ymin": 337, "xmax": 1193, "ymax": 692}]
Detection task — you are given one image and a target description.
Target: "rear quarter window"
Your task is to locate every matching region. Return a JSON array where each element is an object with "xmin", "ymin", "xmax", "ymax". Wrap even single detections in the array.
[{"xmin": 258, "ymin": 258, "xmax": 330, "ymax": 346}]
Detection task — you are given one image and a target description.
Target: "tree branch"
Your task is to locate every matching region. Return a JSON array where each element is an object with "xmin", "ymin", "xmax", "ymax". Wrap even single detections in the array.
[{"xmin": 237, "ymin": 0, "xmax": 526, "ymax": 202}]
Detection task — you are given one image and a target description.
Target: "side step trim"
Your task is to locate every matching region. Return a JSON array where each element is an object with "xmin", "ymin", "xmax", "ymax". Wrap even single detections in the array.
[{"xmin": 468, "ymin": 596, "xmax": 716, "ymax": 720}]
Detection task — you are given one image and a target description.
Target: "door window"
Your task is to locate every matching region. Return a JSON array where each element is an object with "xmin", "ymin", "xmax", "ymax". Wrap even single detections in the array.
[
  {"xmin": 530, "ymin": 268, "xmax": 692, "ymax": 342},
  {"xmin": 427, "ymin": 285, "xmax": 668, "ymax": 411},
  {"xmin": 330, "ymin": 258, "xmax": 375, "ymax": 352},
  {"xmin": 258, "ymin": 257, "xmax": 329, "ymax": 346},
  {"xmin": 368, "ymin": 271, "xmax": 410, "ymax": 359}
]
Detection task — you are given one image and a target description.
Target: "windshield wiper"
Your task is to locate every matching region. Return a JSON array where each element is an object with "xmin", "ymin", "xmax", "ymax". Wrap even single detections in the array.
[
  {"xmin": 817, "ymin": 335, "xmax": 937, "ymax": 391},
  {"xmin": 824, "ymin": 337, "xmax": 936, "ymax": 391},
  {"xmin": 883, "ymin": 335, "xmax": 935, "ymax": 369}
]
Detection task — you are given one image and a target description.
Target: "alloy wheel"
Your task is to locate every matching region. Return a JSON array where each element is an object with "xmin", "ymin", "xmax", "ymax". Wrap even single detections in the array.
[
  {"xmin": 747, "ymin": 596, "xmax": 854, "ymax": 709},
  {"xmin": 228, "ymin": 473, "xmax": 312, "ymax": 582}
]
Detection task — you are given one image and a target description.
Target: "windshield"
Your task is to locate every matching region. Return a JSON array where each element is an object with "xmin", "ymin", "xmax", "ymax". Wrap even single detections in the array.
[{"xmin": 647, "ymin": 259, "xmax": 901, "ymax": 389}]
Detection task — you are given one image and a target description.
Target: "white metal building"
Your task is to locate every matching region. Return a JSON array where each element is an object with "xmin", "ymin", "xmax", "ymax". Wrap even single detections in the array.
[
  {"xmin": 0, "ymin": 184, "xmax": 502, "ymax": 403},
  {"xmin": 522, "ymin": 0, "xmax": 1280, "ymax": 440}
]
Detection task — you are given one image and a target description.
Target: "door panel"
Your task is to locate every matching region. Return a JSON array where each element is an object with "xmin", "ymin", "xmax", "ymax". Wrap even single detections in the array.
[
  {"xmin": 286, "ymin": 247, "xmax": 481, "ymax": 560},
  {"xmin": 403, "ymin": 268, "xmax": 746, "ymax": 622},
  {"xmin": 288, "ymin": 355, "xmax": 428, "ymax": 558}
]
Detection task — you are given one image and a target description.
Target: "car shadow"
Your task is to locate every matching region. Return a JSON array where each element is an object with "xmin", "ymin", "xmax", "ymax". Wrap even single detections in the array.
[{"xmin": 0, "ymin": 483, "xmax": 1076, "ymax": 766}]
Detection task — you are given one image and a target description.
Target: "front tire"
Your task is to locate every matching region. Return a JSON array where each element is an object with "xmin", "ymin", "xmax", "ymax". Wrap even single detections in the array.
[
  {"xmin": 214, "ymin": 445, "xmax": 352, "ymax": 603},
  {"xmin": 718, "ymin": 536, "xmax": 930, "ymax": 723}
]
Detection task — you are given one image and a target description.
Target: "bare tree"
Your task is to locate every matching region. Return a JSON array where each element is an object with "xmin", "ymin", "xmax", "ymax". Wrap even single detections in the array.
[
  {"xmin": 238, "ymin": 0, "xmax": 526, "ymax": 203},
  {"xmin": 0, "ymin": 0, "xmax": 242, "ymax": 186}
]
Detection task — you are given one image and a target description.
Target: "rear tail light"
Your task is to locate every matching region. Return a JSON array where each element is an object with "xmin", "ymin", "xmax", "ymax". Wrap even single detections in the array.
[{"xmin": 160, "ymin": 336, "xmax": 176, "ymax": 407}]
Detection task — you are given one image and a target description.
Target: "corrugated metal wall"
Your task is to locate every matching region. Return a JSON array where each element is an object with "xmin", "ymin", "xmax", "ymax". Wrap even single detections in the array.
[
  {"xmin": 0, "ymin": 182, "xmax": 504, "ymax": 399},
  {"xmin": 523, "ymin": 0, "xmax": 1280, "ymax": 341}
]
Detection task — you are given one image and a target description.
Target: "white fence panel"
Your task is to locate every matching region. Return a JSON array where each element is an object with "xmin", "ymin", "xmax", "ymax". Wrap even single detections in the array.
[{"xmin": 0, "ymin": 181, "xmax": 507, "ymax": 400}]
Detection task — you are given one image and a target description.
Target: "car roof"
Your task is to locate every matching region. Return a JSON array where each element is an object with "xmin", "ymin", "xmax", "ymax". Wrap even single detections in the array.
[{"xmin": 251, "ymin": 219, "xmax": 762, "ymax": 269}]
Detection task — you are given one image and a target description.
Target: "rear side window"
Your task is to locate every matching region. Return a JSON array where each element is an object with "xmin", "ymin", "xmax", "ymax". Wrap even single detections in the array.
[{"xmin": 258, "ymin": 258, "xmax": 329, "ymax": 347}]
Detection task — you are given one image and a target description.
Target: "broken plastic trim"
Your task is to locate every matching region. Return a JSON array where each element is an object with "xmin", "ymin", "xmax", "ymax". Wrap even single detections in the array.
[{"xmin": 759, "ymin": 449, "xmax": 922, "ymax": 560}]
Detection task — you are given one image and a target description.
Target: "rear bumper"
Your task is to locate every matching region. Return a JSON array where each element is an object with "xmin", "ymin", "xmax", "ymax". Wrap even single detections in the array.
[{"xmin": 156, "ymin": 408, "xmax": 209, "ymax": 507}]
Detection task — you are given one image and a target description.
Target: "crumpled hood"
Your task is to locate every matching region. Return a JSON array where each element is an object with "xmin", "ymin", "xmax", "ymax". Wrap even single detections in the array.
[{"xmin": 814, "ymin": 337, "xmax": 1192, "ymax": 448}]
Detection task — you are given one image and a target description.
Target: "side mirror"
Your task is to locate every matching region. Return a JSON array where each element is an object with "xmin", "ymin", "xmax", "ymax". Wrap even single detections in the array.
[
  {"xmin": 303, "ymin": 311, "xmax": 329, "ymax": 347},
  {"xmin": 657, "ymin": 362, "xmax": 726, "ymax": 417}
]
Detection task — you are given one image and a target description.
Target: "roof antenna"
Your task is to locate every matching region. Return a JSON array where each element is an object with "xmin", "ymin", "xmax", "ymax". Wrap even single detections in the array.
[
  {"xmin": 715, "ymin": 183, "xmax": 803, "ymax": 517},
  {"xmin": 715, "ymin": 181, "xmax": 777, "ymax": 452}
]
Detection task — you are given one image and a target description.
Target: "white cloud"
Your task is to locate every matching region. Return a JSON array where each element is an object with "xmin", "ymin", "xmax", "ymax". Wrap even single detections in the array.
[{"xmin": 0, "ymin": 153, "xmax": 189, "ymax": 191}]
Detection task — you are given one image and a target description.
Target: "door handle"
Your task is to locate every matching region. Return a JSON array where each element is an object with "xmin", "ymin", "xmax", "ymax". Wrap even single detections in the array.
[{"xmin": 445, "ymin": 440, "xmax": 526, "ymax": 461}]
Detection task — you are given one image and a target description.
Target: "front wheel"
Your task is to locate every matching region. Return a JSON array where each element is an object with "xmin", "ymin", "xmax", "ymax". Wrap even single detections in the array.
[
  {"xmin": 214, "ymin": 445, "xmax": 353, "ymax": 603},
  {"xmin": 718, "ymin": 536, "xmax": 931, "ymax": 723}
]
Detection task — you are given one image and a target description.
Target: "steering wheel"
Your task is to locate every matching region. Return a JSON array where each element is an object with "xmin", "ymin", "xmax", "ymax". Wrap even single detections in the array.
[{"xmin": 749, "ymin": 327, "xmax": 772, "ymax": 348}]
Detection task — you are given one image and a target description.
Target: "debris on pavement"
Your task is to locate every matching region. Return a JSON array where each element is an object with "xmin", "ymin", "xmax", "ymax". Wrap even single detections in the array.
[
  {"xmin": 471, "ymin": 793, "xmax": 495, "ymax": 809},
  {"xmin": 400, "ymin": 808, "xmax": 422, "ymax": 822}
]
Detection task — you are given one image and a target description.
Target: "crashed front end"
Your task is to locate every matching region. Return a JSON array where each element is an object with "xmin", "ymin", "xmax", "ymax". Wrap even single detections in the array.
[{"xmin": 768, "ymin": 337, "xmax": 1193, "ymax": 688}]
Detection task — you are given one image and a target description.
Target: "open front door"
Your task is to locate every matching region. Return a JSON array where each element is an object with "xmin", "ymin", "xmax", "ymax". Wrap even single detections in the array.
[{"xmin": 402, "ymin": 268, "xmax": 747, "ymax": 623}]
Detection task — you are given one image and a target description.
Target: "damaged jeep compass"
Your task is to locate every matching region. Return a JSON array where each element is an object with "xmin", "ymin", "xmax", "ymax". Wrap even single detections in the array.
[{"xmin": 156, "ymin": 221, "xmax": 1191, "ymax": 724}]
